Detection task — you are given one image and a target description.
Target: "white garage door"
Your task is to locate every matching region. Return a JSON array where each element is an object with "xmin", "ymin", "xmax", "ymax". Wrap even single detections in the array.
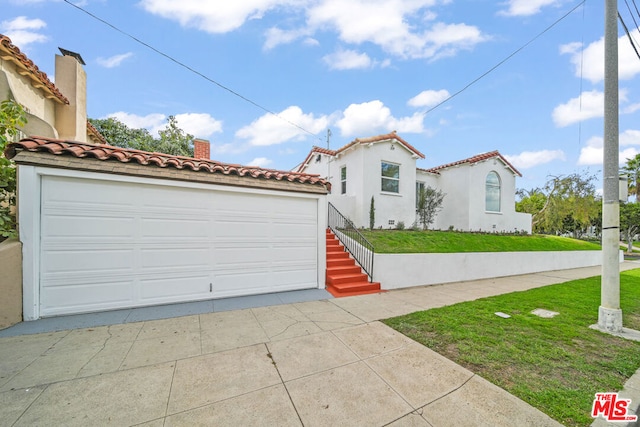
[{"xmin": 39, "ymin": 176, "xmax": 319, "ymax": 317}]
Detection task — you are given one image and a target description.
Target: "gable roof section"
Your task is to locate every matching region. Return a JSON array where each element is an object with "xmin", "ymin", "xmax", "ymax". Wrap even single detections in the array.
[
  {"xmin": 421, "ymin": 150, "xmax": 522, "ymax": 177},
  {"xmin": 296, "ymin": 132, "xmax": 424, "ymax": 172},
  {"xmin": 6, "ymin": 137, "xmax": 329, "ymax": 192},
  {"xmin": 0, "ymin": 34, "xmax": 69, "ymax": 105}
]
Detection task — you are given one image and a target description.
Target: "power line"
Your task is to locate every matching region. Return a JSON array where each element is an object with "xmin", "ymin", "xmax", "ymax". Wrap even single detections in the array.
[
  {"xmin": 425, "ymin": 0, "xmax": 586, "ymax": 115},
  {"xmin": 621, "ymin": 1, "xmax": 640, "ymax": 50},
  {"xmin": 60, "ymin": 0, "xmax": 325, "ymax": 143},
  {"xmin": 619, "ymin": 12, "xmax": 640, "ymax": 61},
  {"xmin": 64, "ymin": 0, "xmax": 586, "ymax": 139}
]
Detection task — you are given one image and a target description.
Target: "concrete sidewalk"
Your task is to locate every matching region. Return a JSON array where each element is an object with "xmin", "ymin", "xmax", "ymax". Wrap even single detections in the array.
[{"xmin": 1, "ymin": 263, "xmax": 638, "ymax": 426}]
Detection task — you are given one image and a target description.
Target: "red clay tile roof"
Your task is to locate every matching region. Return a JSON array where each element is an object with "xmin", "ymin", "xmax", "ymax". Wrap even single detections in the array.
[
  {"xmin": 295, "ymin": 146, "xmax": 337, "ymax": 172},
  {"xmin": 296, "ymin": 132, "xmax": 424, "ymax": 172},
  {"xmin": 0, "ymin": 34, "xmax": 69, "ymax": 105},
  {"xmin": 86, "ymin": 121, "xmax": 108, "ymax": 145},
  {"xmin": 421, "ymin": 150, "xmax": 522, "ymax": 177},
  {"xmin": 5, "ymin": 137, "xmax": 330, "ymax": 188},
  {"xmin": 340, "ymin": 132, "xmax": 424, "ymax": 158}
]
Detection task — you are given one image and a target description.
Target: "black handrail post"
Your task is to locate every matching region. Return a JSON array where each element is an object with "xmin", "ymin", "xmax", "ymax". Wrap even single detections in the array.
[{"xmin": 327, "ymin": 202, "xmax": 375, "ymax": 282}]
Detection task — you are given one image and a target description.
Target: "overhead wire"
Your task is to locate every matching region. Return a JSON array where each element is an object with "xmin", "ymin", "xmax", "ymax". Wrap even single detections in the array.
[
  {"xmin": 60, "ymin": 0, "xmax": 325, "ymax": 143},
  {"xmin": 424, "ymin": 0, "xmax": 587, "ymax": 115},
  {"xmin": 619, "ymin": 12, "xmax": 640, "ymax": 61},
  {"xmin": 63, "ymin": 0, "xmax": 587, "ymax": 139}
]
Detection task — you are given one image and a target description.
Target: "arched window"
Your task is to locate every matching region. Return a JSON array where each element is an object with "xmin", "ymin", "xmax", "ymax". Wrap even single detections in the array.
[{"xmin": 485, "ymin": 171, "xmax": 501, "ymax": 212}]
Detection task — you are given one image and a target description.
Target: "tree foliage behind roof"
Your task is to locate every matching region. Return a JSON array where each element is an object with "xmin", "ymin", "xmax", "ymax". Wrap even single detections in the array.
[{"xmin": 88, "ymin": 115, "xmax": 194, "ymax": 157}]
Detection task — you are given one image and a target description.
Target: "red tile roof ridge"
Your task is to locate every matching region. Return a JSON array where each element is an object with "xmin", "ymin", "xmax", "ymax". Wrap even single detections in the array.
[
  {"xmin": 421, "ymin": 150, "xmax": 521, "ymax": 177},
  {"xmin": 4, "ymin": 137, "xmax": 330, "ymax": 188},
  {"xmin": 339, "ymin": 131, "xmax": 425, "ymax": 158},
  {"xmin": 295, "ymin": 132, "xmax": 424, "ymax": 172},
  {"xmin": 0, "ymin": 34, "xmax": 69, "ymax": 105}
]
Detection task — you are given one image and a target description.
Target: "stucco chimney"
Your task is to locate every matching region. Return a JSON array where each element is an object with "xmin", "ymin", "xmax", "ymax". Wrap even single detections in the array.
[
  {"xmin": 194, "ymin": 138, "xmax": 210, "ymax": 159},
  {"xmin": 54, "ymin": 52, "xmax": 87, "ymax": 142}
]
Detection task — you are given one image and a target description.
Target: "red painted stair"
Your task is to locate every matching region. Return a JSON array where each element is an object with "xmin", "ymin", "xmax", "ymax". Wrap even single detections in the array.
[{"xmin": 325, "ymin": 229, "xmax": 382, "ymax": 297}]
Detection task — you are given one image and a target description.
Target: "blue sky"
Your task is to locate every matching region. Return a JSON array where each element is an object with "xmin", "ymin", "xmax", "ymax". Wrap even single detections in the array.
[{"xmin": 3, "ymin": 0, "xmax": 640, "ymax": 192}]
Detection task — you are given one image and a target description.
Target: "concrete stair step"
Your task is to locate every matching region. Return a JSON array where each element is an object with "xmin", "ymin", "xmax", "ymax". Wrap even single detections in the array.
[
  {"xmin": 327, "ymin": 265, "xmax": 362, "ymax": 276},
  {"xmin": 327, "ymin": 251, "xmax": 351, "ymax": 260},
  {"xmin": 327, "ymin": 272, "xmax": 369, "ymax": 285},
  {"xmin": 326, "ymin": 281, "xmax": 382, "ymax": 297},
  {"xmin": 327, "ymin": 258, "xmax": 355, "ymax": 268}
]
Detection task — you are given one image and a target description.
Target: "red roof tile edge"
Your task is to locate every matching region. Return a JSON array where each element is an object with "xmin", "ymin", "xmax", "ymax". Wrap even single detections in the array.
[
  {"xmin": 296, "ymin": 131, "xmax": 425, "ymax": 172},
  {"xmin": 5, "ymin": 137, "xmax": 330, "ymax": 188},
  {"xmin": 0, "ymin": 34, "xmax": 69, "ymax": 105},
  {"xmin": 420, "ymin": 150, "xmax": 522, "ymax": 177}
]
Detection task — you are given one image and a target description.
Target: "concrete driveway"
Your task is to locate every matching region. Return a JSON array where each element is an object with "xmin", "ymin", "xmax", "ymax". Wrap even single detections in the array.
[{"xmin": 2, "ymin": 264, "xmax": 637, "ymax": 426}]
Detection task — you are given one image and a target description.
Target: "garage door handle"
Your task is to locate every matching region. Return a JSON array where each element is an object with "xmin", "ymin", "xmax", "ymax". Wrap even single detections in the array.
[{"xmin": 210, "ymin": 283, "xmax": 212, "ymax": 292}]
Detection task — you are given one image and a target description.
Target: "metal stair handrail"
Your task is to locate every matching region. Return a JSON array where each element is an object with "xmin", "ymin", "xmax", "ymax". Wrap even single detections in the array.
[{"xmin": 328, "ymin": 202, "xmax": 374, "ymax": 281}]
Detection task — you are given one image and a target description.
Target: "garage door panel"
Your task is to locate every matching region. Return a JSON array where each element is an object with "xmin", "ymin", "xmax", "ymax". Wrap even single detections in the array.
[
  {"xmin": 140, "ymin": 247, "xmax": 210, "ymax": 270},
  {"xmin": 39, "ymin": 176, "xmax": 320, "ymax": 316},
  {"xmin": 43, "ymin": 215, "xmax": 136, "ymax": 238},
  {"xmin": 42, "ymin": 249, "xmax": 134, "ymax": 274},
  {"xmin": 139, "ymin": 275, "xmax": 211, "ymax": 302},
  {"xmin": 41, "ymin": 281, "xmax": 135, "ymax": 316},
  {"xmin": 140, "ymin": 217, "xmax": 211, "ymax": 238}
]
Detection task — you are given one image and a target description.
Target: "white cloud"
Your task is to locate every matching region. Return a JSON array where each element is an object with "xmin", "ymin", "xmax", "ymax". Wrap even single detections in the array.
[
  {"xmin": 620, "ymin": 129, "xmax": 640, "ymax": 146},
  {"xmin": 247, "ymin": 157, "xmax": 273, "ymax": 167},
  {"xmin": 323, "ymin": 49, "xmax": 373, "ymax": 70},
  {"xmin": 264, "ymin": 26, "xmax": 310, "ymax": 50},
  {"xmin": 236, "ymin": 106, "xmax": 329, "ymax": 146},
  {"xmin": 408, "ymin": 89, "xmax": 450, "ymax": 108},
  {"xmin": 96, "ymin": 52, "xmax": 134, "ymax": 68},
  {"xmin": 141, "ymin": 1, "xmax": 487, "ymax": 61},
  {"xmin": 562, "ymin": 34, "xmax": 640, "ymax": 83},
  {"xmin": 1, "ymin": 16, "xmax": 48, "ymax": 48},
  {"xmin": 307, "ymin": 0, "xmax": 487, "ymax": 60},
  {"xmin": 174, "ymin": 113, "xmax": 223, "ymax": 138},
  {"xmin": 498, "ymin": 0, "xmax": 560, "ymax": 17},
  {"xmin": 106, "ymin": 111, "xmax": 222, "ymax": 138},
  {"xmin": 503, "ymin": 150, "xmax": 565, "ymax": 169},
  {"xmin": 336, "ymin": 100, "xmax": 425, "ymax": 136},
  {"xmin": 552, "ymin": 90, "xmax": 604, "ymax": 127},
  {"xmin": 577, "ymin": 134, "xmax": 640, "ymax": 165},
  {"xmin": 139, "ymin": 0, "xmax": 295, "ymax": 34},
  {"xmin": 552, "ymin": 90, "xmax": 637, "ymax": 127},
  {"xmin": 107, "ymin": 111, "xmax": 167, "ymax": 133}
]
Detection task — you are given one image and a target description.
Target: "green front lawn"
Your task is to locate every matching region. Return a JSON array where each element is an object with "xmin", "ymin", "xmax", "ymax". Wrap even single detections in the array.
[
  {"xmin": 383, "ymin": 269, "xmax": 640, "ymax": 426},
  {"xmin": 359, "ymin": 230, "xmax": 601, "ymax": 253}
]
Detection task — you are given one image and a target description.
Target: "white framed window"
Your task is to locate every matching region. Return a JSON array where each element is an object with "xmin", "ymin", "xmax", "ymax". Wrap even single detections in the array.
[
  {"xmin": 381, "ymin": 162, "xmax": 400, "ymax": 193},
  {"xmin": 485, "ymin": 171, "xmax": 501, "ymax": 212},
  {"xmin": 416, "ymin": 181, "xmax": 425, "ymax": 209},
  {"xmin": 340, "ymin": 166, "xmax": 347, "ymax": 194}
]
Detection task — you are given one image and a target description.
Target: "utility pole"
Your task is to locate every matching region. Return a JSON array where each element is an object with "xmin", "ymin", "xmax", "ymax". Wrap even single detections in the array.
[{"xmin": 598, "ymin": 0, "xmax": 622, "ymax": 333}]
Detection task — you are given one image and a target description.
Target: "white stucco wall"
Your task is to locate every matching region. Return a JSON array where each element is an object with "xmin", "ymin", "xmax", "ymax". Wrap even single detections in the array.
[
  {"xmin": 300, "ymin": 144, "xmax": 532, "ymax": 234},
  {"xmin": 428, "ymin": 159, "xmax": 532, "ymax": 233},
  {"xmin": 0, "ymin": 60, "xmax": 58, "ymax": 137},
  {"xmin": 374, "ymin": 250, "xmax": 618, "ymax": 289},
  {"xmin": 360, "ymin": 141, "xmax": 418, "ymax": 229}
]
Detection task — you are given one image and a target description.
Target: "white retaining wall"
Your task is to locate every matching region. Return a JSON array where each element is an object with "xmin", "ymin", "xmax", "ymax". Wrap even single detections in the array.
[{"xmin": 374, "ymin": 250, "xmax": 621, "ymax": 289}]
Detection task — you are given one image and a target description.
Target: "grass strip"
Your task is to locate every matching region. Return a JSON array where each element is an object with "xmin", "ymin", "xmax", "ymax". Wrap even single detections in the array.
[
  {"xmin": 360, "ymin": 230, "xmax": 601, "ymax": 253},
  {"xmin": 383, "ymin": 269, "xmax": 640, "ymax": 426}
]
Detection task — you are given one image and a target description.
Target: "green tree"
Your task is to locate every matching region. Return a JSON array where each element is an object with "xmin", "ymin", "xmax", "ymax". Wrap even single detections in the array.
[
  {"xmin": 517, "ymin": 173, "xmax": 600, "ymax": 236},
  {"xmin": 369, "ymin": 196, "xmax": 375, "ymax": 230},
  {"xmin": 417, "ymin": 186, "xmax": 445, "ymax": 230},
  {"xmin": 620, "ymin": 202, "xmax": 640, "ymax": 253},
  {"xmin": 88, "ymin": 116, "xmax": 194, "ymax": 157},
  {"xmin": 621, "ymin": 154, "xmax": 640, "ymax": 199},
  {"xmin": 0, "ymin": 99, "xmax": 27, "ymax": 239}
]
